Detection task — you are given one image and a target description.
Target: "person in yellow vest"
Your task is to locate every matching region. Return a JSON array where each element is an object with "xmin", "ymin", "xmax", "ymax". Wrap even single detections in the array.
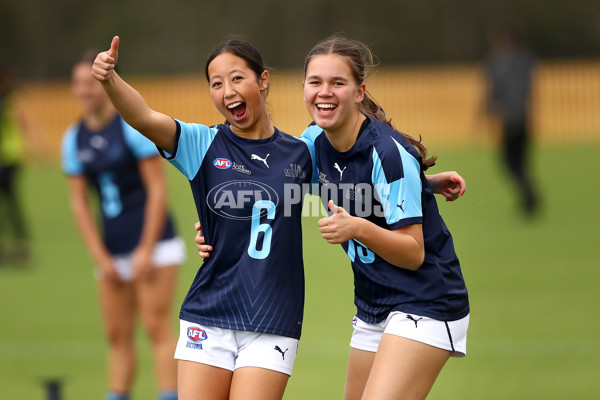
[{"xmin": 0, "ymin": 66, "xmax": 30, "ymax": 264}]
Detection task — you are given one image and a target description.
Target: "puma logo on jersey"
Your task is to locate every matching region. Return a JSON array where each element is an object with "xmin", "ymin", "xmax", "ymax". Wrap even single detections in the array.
[
  {"xmin": 406, "ymin": 315, "xmax": 423, "ymax": 328},
  {"xmin": 334, "ymin": 163, "xmax": 346, "ymax": 180},
  {"xmin": 251, "ymin": 153, "xmax": 270, "ymax": 168},
  {"xmin": 274, "ymin": 345, "xmax": 288, "ymax": 360},
  {"xmin": 397, "ymin": 200, "xmax": 405, "ymax": 213},
  {"xmin": 90, "ymin": 135, "xmax": 108, "ymax": 150}
]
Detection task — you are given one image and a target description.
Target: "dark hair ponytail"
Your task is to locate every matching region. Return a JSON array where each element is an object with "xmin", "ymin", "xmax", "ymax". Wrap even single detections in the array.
[{"xmin": 304, "ymin": 35, "xmax": 436, "ymax": 170}]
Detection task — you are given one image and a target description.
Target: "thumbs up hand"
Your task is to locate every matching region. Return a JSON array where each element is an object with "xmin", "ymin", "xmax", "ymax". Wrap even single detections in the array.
[
  {"xmin": 317, "ymin": 200, "xmax": 357, "ymax": 244},
  {"xmin": 92, "ymin": 36, "xmax": 120, "ymax": 82}
]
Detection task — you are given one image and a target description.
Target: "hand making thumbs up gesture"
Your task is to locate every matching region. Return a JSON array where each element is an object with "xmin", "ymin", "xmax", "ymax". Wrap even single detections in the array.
[
  {"xmin": 318, "ymin": 200, "xmax": 357, "ymax": 244},
  {"xmin": 86, "ymin": 35, "xmax": 178, "ymax": 153},
  {"xmin": 92, "ymin": 36, "xmax": 119, "ymax": 81}
]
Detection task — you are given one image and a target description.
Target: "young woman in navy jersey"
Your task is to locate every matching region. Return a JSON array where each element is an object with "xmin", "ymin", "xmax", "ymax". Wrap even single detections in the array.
[
  {"xmin": 301, "ymin": 36, "xmax": 470, "ymax": 400},
  {"xmin": 63, "ymin": 55, "xmax": 184, "ymax": 400},
  {"xmin": 93, "ymin": 37, "xmax": 316, "ymax": 400}
]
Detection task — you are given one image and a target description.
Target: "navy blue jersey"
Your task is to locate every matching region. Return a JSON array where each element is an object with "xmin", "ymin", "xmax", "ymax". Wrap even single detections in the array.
[
  {"xmin": 62, "ymin": 114, "xmax": 176, "ymax": 254},
  {"xmin": 302, "ymin": 116, "xmax": 469, "ymax": 323},
  {"xmin": 159, "ymin": 121, "xmax": 314, "ymax": 339}
]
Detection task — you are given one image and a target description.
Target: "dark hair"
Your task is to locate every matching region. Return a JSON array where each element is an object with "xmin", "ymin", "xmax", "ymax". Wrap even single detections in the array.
[
  {"xmin": 304, "ymin": 35, "xmax": 436, "ymax": 170},
  {"xmin": 205, "ymin": 38, "xmax": 269, "ymax": 96}
]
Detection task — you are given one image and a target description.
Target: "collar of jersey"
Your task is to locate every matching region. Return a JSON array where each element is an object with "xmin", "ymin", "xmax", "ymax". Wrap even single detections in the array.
[
  {"xmin": 80, "ymin": 112, "xmax": 120, "ymax": 135},
  {"xmin": 320, "ymin": 113, "xmax": 373, "ymax": 158},
  {"xmin": 221, "ymin": 123, "xmax": 281, "ymax": 145}
]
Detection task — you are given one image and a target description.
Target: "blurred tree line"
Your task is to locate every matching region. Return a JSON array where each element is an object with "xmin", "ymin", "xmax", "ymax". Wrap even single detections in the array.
[{"xmin": 1, "ymin": 0, "xmax": 599, "ymax": 79}]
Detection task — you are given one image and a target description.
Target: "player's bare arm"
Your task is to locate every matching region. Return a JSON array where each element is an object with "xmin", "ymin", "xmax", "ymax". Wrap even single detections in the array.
[
  {"xmin": 318, "ymin": 200, "xmax": 424, "ymax": 270},
  {"xmin": 92, "ymin": 36, "xmax": 177, "ymax": 153}
]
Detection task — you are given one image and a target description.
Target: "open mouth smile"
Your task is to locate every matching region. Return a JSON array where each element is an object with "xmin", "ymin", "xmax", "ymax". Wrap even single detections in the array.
[
  {"xmin": 227, "ymin": 101, "xmax": 247, "ymax": 121},
  {"xmin": 316, "ymin": 103, "xmax": 337, "ymax": 115}
]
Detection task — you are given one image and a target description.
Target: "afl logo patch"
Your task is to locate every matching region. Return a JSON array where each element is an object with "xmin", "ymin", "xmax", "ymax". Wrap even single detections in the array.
[
  {"xmin": 352, "ymin": 315, "xmax": 358, "ymax": 326},
  {"xmin": 207, "ymin": 180, "xmax": 279, "ymax": 220},
  {"xmin": 187, "ymin": 327, "xmax": 207, "ymax": 342},
  {"xmin": 213, "ymin": 158, "xmax": 232, "ymax": 169}
]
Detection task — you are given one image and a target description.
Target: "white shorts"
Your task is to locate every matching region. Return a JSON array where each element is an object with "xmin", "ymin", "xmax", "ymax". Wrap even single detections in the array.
[
  {"xmin": 96, "ymin": 237, "xmax": 186, "ymax": 282},
  {"xmin": 174, "ymin": 319, "xmax": 299, "ymax": 376},
  {"xmin": 350, "ymin": 311, "xmax": 469, "ymax": 357}
]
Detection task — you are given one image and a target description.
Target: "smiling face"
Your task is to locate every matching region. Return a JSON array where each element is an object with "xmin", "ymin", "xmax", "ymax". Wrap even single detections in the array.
[
  {"xmin": 303, "ymin": 53, "xmax": 365, "ymax": 136},
  {"xmin": 72, "ymin": 61, "xmax": 110, "ymax": 114},
  {"xmin": 207, "ymin": 52, "xmax": 270, "ymax": 136}
]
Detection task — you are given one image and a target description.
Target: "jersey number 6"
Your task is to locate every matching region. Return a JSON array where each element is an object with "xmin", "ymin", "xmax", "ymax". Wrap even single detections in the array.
[{"xmin": 248, "ymin": 200, "xmax": 276, "ymax": 259}]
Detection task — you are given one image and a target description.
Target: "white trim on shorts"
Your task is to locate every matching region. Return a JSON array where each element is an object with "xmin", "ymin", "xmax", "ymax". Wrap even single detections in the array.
[
  {"xmin": 350, "ymin": 311, "xmax": 469, "ymax": 357},
  {"xmin": 95, "ymin": 236, "xmax": 186, "ymax": 282},
  {"xmin": 174, "ymin": 319, "xmax": 299, "ymax": 376}
]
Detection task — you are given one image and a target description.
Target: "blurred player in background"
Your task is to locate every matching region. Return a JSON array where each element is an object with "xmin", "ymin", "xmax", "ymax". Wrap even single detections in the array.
[
  {"xmin": 62, "ymin": 53, "xmax": 184, "ymax": 400},
  {"xmin": 0, "ymin": 65, "xmax": 31, "ymax": 264},
  {"xmin": 485, "ymin": 27, "xmax": 539, "ymax": 216},
  {"xmin": 300, "ymin": 36, "xmax": 469, "ymax": 400}
]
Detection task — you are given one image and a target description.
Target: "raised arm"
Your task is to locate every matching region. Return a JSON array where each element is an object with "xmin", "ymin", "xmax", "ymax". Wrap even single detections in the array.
[{"xmin": 92, "ymin": 36, "xmax": 177, "ymax": 153}]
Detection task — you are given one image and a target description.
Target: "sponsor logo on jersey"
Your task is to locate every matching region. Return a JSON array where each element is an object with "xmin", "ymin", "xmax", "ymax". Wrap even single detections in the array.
[
  {"xmin": 284, "ymin": 164, "xmax": 307, "ymax": 179},
  {"xmin": 207, "ymin": 180, "xmax": 279, "ymax": 220},
  {"xmin": 251, "ymin": 153, "xmax": 270, "ymax": 168},
  {"xmin": 232, "ymin": 162, "xmax": 252, "ymax": 175},
  {"xmin": 334, "ymin": 162, "xmax": 346, "ymax": 180},
  {"xmin": 90, "ymin": 135, "xmax": 108, "ymax": 150},
  {"xmin": 397, "ymin": 199, "xmax": 405, "ymax": 213},
  {"xmin": 78, "ymin": 149, "xmax": 95, "ymax": 163},
  {"xmin": 317, "ymin": 168, "xmax": 329, "ymax": 184},
  {"xmin": 186, "ymin": 327, "xmax": 207, "ymax": 350},
  {"xmin": 213, "ymin": 158, "xmax": 232, "ymax": 169}
]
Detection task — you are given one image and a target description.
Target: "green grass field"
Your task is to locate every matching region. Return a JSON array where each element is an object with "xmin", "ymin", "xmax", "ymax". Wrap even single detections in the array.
[{"xmin": 1, "ymin": 144, "xmax": 599, "ymax": 399}]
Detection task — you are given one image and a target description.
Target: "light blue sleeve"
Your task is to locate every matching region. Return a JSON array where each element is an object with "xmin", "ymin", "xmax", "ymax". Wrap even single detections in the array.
[
  {"xmin": 295, "ymin": 135, "xmax": 318, "ymax": 187},
  {"xmin": 300, "ymin": 124, "xmax": 323, "ymax": 144},
  {"xmin": 372, "ymin": 138, "xmax": 422, "ymax": 227},
  {"xmin": 121, "ymin": 119, "xmax": 159, "ymax": 159},
  {"xmin": 160, "ymin": 120, "xmax": 219, "ymax": 180},
  {"xmin": 300, "ymin": 125, "xmax": 323, "ymax": 191},
  {"xmin": 61, "ymin": 125, "xmax": 83, "ymax": 175}
]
